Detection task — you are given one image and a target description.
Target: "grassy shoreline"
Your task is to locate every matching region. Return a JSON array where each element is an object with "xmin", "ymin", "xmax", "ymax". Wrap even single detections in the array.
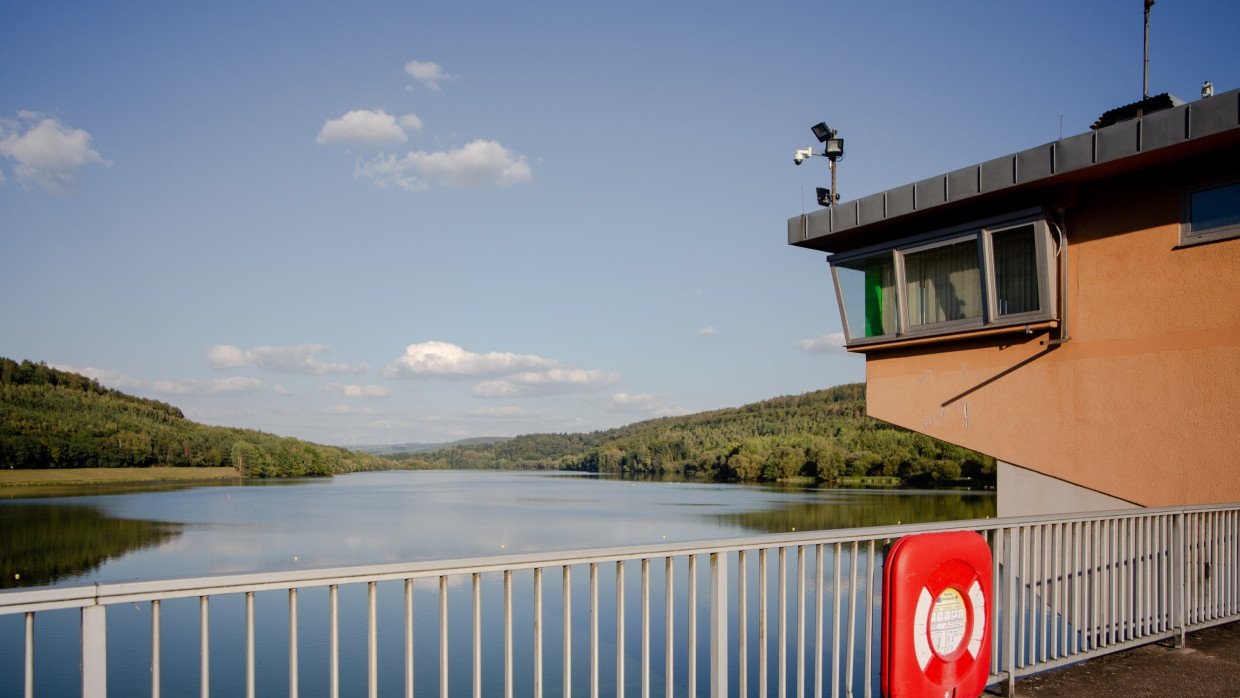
[{"xmin": 0, "ymin": 467, "xmax": 243, "ymax": 488}]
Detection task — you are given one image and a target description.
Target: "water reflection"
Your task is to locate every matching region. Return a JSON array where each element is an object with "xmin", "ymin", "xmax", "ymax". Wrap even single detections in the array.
[
  {"xmin": 0, "ymin": 472, "xmax": 994, "ymax": 589},
  {"xmin": 0, "ymin": 503, "xmax": 179, "ymax": 588},
  {"xmin": 714, "ymin": 488, "xmax": 994, "ymax": 533},
  {"xmin": 0, "ymin": 472, "xmax": 996, "ymax": 697}
]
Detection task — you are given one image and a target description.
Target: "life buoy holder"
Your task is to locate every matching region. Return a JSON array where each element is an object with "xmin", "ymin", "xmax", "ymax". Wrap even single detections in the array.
[{"xmin": 881, "ymin": 531, "xmax": 992, "ymax": 698}]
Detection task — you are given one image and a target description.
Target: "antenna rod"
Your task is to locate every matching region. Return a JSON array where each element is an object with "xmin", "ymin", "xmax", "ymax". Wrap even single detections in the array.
[{"xmin": 1143, "ymin": 0, "xmax": 1154, "ymax": 100}]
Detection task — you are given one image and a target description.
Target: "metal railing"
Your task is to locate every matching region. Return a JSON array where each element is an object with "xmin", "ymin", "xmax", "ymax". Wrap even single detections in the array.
[{"xmin": 2, "ymin": 504, "xmax": 1237, "ymax": 697}]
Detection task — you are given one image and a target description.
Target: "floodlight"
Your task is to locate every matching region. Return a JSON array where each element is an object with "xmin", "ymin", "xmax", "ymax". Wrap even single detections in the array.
[
  {"xmin": 816, "ymin": 187, "xmax": 836, "ymax": 207},
  {"xmin": 824, "ymin": 138, "xmax": 844, "ymax": 159},
  {"xmin": 811, "ymin": 122, "xmax": 835, "ymax": 143}
]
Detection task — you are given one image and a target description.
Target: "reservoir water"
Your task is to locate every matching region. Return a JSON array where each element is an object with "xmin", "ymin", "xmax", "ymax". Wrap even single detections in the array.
[{"xmin": 0, "ymin": 470, "xmax": 994, "ymax": 695}]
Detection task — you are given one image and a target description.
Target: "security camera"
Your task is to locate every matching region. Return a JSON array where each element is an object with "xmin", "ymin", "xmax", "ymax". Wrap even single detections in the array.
[{"xmin": 794, "ymin": 147, "xmax": 814, "ymax": 165}]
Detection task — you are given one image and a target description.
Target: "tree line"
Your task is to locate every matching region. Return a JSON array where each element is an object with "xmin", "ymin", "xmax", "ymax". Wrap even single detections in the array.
[
  {"xmin": 0, "ymin": 359, "xmax": 394, "ymax": 477},
  {"xmin": 393, "ymin": 384, "xmax": 995, "ymax": 488},
  {"xmin": 2, "ymin": 359, "xmax": 995, "ymax": 488}
]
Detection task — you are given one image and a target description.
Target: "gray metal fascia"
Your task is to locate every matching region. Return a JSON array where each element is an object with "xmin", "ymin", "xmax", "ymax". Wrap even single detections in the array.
[
  {"xmin": 787, "ymin": 87, "xmax": 1240, "ymax": 248},
  {"xmin": 857, "ymin": 192, "xmax": 886, "ymax": 226}
]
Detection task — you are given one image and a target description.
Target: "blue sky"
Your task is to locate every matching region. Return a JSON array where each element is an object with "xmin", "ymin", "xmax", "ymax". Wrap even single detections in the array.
[{"xmin": 3, "ymin": 1, "xmax": 1237, "ymax": 446}]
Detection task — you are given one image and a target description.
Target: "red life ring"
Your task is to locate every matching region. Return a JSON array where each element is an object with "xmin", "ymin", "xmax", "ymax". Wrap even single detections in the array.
[{"xmin": 881, "ymin": 531, "xmax": 992, "ymax": 698}]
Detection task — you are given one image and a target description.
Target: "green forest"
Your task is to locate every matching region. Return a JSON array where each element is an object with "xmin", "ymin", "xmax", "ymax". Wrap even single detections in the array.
[
  {"xmin": 393, "ymin": 384, "xmax": 995, "ymax": 488},
  {"xmin": 0, "ymin": 358, "xmax": 394, "ymax": 477},
  {"xmin": 1, "ymin": 359, "xmax": 994, "ymax": 488}
]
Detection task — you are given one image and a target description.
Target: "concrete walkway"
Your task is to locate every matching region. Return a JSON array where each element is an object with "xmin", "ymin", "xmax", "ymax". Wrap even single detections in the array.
[{"xmin": 1000, "ymin": 621, "xmax": 1240, "ymax": 697}]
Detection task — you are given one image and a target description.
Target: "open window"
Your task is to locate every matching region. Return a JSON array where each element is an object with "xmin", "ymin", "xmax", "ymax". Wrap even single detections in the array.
[{"xmin": 830, "ymin": 215, "xmax": 1056, "ymax": 347}]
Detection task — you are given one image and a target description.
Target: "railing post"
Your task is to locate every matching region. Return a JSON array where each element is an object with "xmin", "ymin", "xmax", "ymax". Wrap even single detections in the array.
[
  {"xmin": 25, "ymin": 612, "xmax": 34, "ymax": 698},
  {"xmin": 710, "ymin": 551, "xmax": 728, "ymax": 698},
  {"xmin": 1173, "ymin": 512, "xmax": 1186, "ymax": 647},
  {"xmin": 200, "ymin": 596, "xmax": 210, "ymax": 698},
  {"xmin": 1001, "ymin": 527, "xmax": 1016, "ymax": 697},
  {"xmin": 81, "ymin": 605, "xmax": 106, "ymax": 698}
]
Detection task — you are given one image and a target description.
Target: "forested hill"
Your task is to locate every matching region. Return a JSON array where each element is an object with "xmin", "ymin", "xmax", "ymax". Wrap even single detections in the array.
[
  {"xmin": 400, "ymin": 384, "xmax": 995, "ymax": 488},
  {"xmin": 0, "ymin": 359, "xmax": 394, "ymax": 476},
  {"xmin": 1, "ymin": 359, "xmax": 994, "ymax": 488}
]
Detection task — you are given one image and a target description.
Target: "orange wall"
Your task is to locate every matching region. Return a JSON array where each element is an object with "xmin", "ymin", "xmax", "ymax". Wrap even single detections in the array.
[{"xmin": 864, "ymin": 176, "xmax": 1240, "ymax": 506}]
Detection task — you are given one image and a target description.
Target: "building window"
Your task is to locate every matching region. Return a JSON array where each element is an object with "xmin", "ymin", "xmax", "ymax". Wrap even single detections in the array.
[
  {"xmin": 835, "ymin": 254, "xmax": 896, "ymax": 340},
  {"xmin": 903, "ymin": 237, "xmax": 984, "ymax": 327},
  {"xmin": 991, "ymin": 223, "xmax": 1042, "ymax": 316},
  {"xmin": 829, "ymin": 215, "xmax": 1056, "ymax": 346},
  {"xmin": 1183, "ymin": 180, "xmax": 1240, "ymax": 245}
]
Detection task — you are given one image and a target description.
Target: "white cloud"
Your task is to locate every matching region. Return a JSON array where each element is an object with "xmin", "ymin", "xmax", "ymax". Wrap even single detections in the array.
[
  {"xmin": 468, "ymin": 406, "xmax": 532, "ymax": 418},
  {"xmin": 386, "ymin": 341, "xmax": 558, "ymax": 379},
  {"xmin": 355, "ymin": 139, "xmax": 531, "ymax": 191},
  {"xmin": 404, "ymin": 60, "xmax": 456, "ymax": 91},
  {"xmin": 317, "ymin": 403, "xmax": 382, "ymax": 415},
  {"xmin": 0, "ymin": 113, "xmax": 109, "ymax": 192},
  {"xmin": 324, "ymin": 383, "xmax": 391, "ymax": 399},
  {"xmin": 798, "ymin": 333, "xmax": 847, "ymax": 354},
  {"xmin": 695, "ymin": 326, "xmax": 717, "ymax": 336},
  {"xmin": 51, "ymin": 364, "xmax": 145, "ymax": 391},
  {"xmin": 388, "ymin": 341, "xmax": 618, "ymax": 398},
  {"xmin": 207, "ymin": 344, "xmax": 364, "ymax": 375},
  {"xmin": 316, "ymin": 109, "xmax": 410, "ymax": 146},
  {"xmin": 153, "ymin": 377, "xmax": 266, "ymax": 395},
  {"xmin": 602, "ymin": 393, "xmax": 688, "ymax": 417},
  {"xmin": 398, "ymin": 114, "xmax": 424, "ymax": 132},
  {"xmin": 472, "ymin": 368, "xmax": 619, "ymax": 397}
]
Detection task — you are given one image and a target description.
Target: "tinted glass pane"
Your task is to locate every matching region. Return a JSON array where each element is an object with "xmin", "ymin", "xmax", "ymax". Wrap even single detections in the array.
[
  {"xmin": 836, "ymin": 254, "xmax": 896, "ymax": 339},
  {"xmin": 1190, "ymin": 182, "xmax": 1240, "ymax": 233},
  {"xmin": 992, "ymin": 225, "xmax": 1040, "ymax": 315},
  {"xmin": 904, "ymin": 239, "xmax": 982, "ymax": 326}
]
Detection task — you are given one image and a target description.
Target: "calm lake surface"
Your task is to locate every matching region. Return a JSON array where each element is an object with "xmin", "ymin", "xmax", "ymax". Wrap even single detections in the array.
[
  {"xmin": 0, "ymin": 470, "xmax": 994, "ymax": 696},
  {"xmin": 1, "ymin": 470, "xmax": 994, "ymax": 588}
]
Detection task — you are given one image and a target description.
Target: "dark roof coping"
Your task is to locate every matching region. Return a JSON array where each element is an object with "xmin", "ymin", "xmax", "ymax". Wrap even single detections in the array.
[{"xmin": 789, "ymin": 87, "xmax": 1240, "ymax": 253}]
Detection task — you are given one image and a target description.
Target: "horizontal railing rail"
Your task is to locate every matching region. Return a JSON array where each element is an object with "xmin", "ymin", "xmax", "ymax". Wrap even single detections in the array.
[{"xmin": 2, "ymin": 504, "xmax": 1238, "ymax": 697}]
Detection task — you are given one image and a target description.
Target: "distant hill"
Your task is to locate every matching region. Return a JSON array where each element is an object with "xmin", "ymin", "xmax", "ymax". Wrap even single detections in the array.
[
  {"xmin": 351, "ymin": 436, "xmax": 513, "ymax": 455},
  {"xmin": 0, "ymin": 358, "xmax": 395, "ymax": 477},
  {"xmin": 393, "ymin": 384, "xmax": 996, "ymax": 488},
  {"xmin": 1, "ymin": 359, "xmax": 994, "ymax": 488}
]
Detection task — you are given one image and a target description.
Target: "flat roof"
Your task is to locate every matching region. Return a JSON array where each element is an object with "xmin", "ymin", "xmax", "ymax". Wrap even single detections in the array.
[{"xmin": 788, "ymin": 87, "xmax": 1240, "ymax": 254}]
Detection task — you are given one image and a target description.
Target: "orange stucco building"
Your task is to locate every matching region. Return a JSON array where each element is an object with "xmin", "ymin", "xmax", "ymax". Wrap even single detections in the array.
[{"xmin": 789, "ymin": 88, "xmax": 1240, "ymax": 517}]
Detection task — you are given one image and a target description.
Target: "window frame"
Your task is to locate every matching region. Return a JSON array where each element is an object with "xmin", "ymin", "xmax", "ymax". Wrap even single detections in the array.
[
  {"xmin": 1180, "ymin": 178, "xmax": 1240, "ymax": 247},
  {"xmin": 828, "ymin": 211, "xmax": 1057, "ymax": 347}
]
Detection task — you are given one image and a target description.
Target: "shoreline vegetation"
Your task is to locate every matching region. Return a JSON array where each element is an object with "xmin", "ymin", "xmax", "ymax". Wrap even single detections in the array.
[
  {"xmin": 2, "ymin": 358, "xmax": 996, "ymax": 491},
  {"xmin": 0, "ymin": 466, "xmax": 242, "ymax": 488}
]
